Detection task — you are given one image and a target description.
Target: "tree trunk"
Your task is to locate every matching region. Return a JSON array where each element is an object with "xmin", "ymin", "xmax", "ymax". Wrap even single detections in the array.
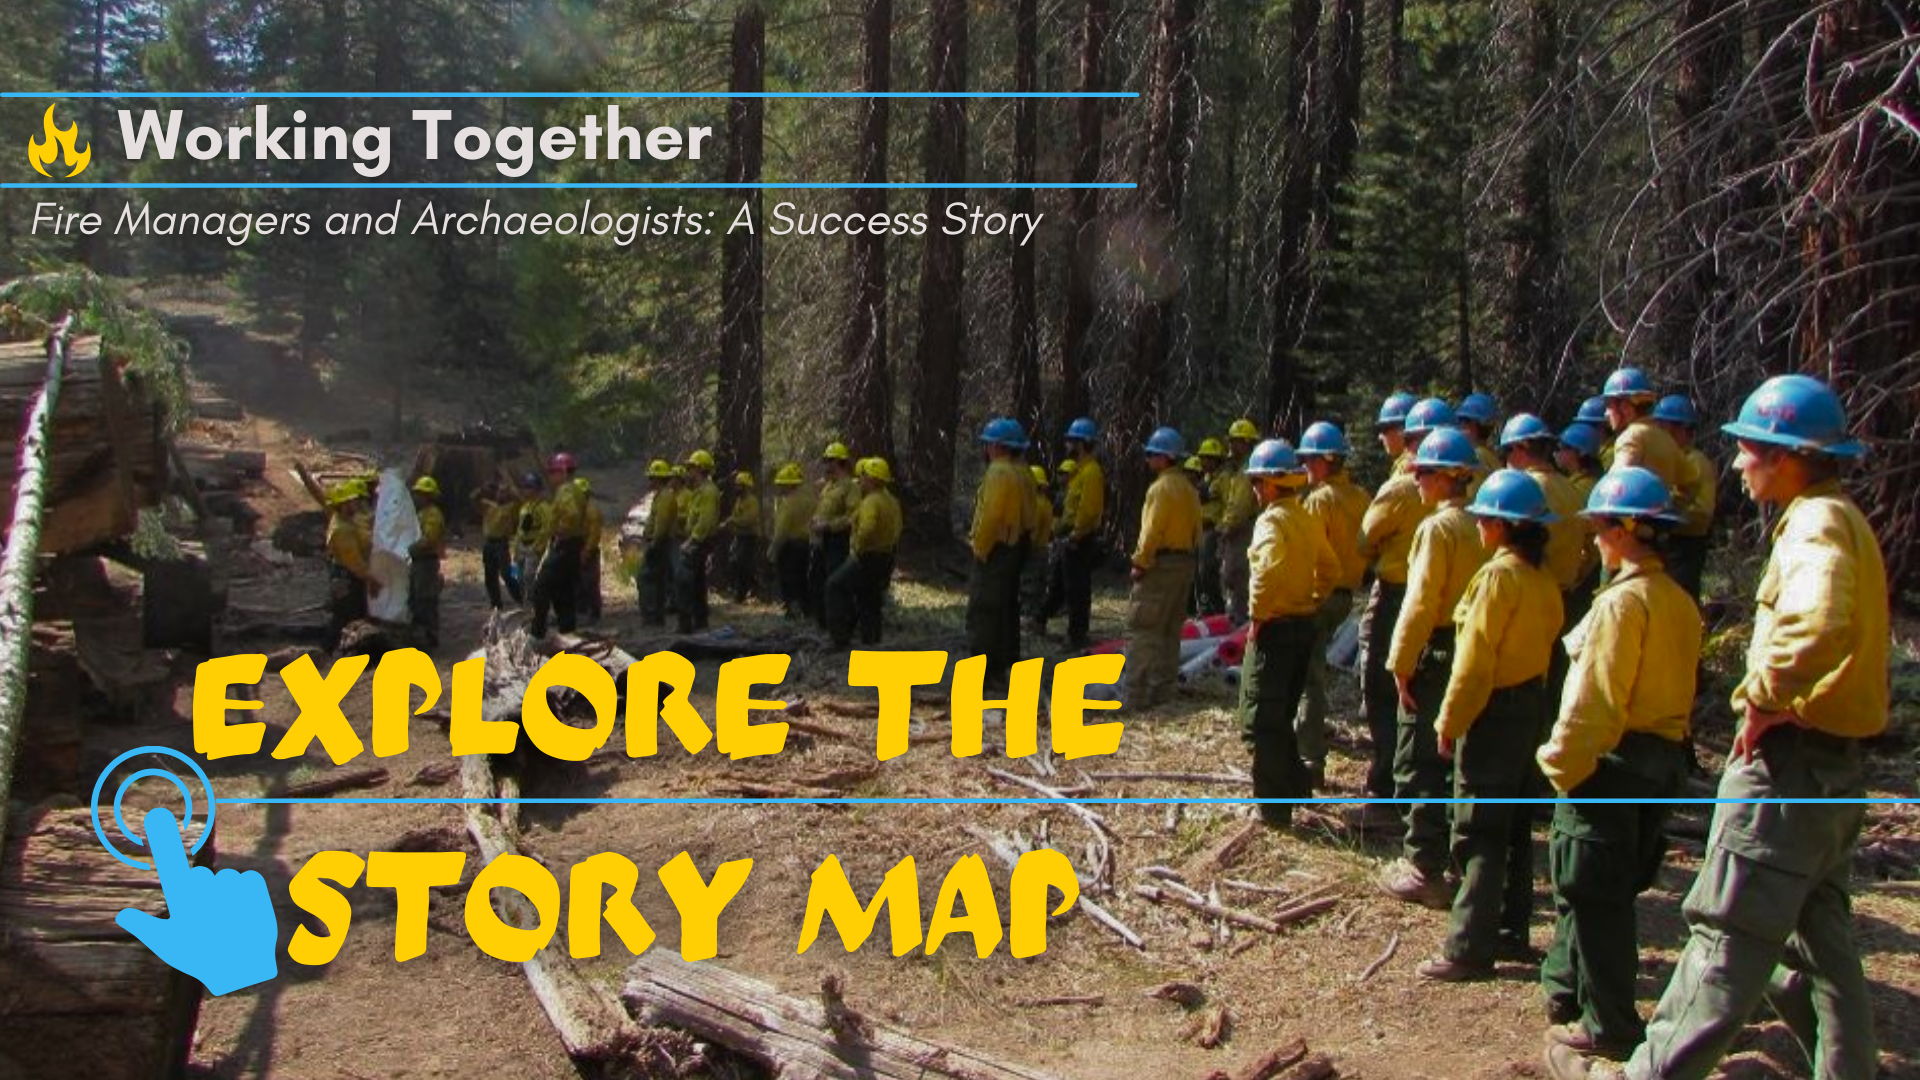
[
  {"xmin": 1315, "ymin": 0, "xmax": 1364, "ymax": 253},
  {"xmin": 842, "ymin": 0, "xmax": 895, "ymax": 461},
  {"xmin": 1501, "ymin": 0, "xmax": 1566, "ymax": 402},
  {"xmin": 1058, "ymin": 0, "xmax": 1110, "ymax": 429},
  {"xmin": 1265, "ymin": 0, "xmax": 1321, "ymax": 433},
  {"xmin": 718, "ymin": 5, "xmax": 767, "ymax": 478},
  {"xmin": 1008, "ymin": 0, "xmax": 1042, "ymax": 439},
  {"xmin": 1382, "ymin": 0, "xmax": 1405, "ymax": 95},
  {"xmin": 906, "ymin": 0, "xmax": 969, "ymax": 536}
]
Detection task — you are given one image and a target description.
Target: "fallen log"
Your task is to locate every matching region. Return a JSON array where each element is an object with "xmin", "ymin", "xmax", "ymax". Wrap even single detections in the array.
[
  {"xmin": 282, "ymin": 766, "xmax": 389, "ymax": 798},
  {"xmin": 1135, "ymin": 884, "xmax": 1281, "ymax": 934},
  {"xmin": 1230, "ymin": 1039, "xmax": 1308, "ymax": 1080},
  {"xmin": 622, "ymin": 952, "xmax": 1070, "ymax": 1080},
  {"xmin": 1267, "ymin": 896, "xmax": 1339, "ymax": 929},
  {"xmin": 1182, "ymin": 819, "xmax": 1263, "ymax": 887}
]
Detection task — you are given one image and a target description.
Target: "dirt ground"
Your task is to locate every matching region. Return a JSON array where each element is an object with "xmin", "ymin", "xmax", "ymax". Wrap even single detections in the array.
[{"xmin": 89, "ymin": 287, "xmax": 1920, "ymax": 1080}]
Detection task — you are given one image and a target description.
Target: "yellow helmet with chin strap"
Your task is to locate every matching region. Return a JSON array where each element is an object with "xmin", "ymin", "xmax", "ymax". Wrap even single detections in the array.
[
  {"xmin": 774, "ymin": 463, "xmax": 804, "ymax": 486},
  {"xmin": 411, "ymin": 476, "xmax": 440, "ymax": 496},
  {"xmin": 1228, "ymin": 418, "xmax": 1260, "ymax": 441},
  {"xmin": 647, "ymin": 459, "xmax": 673, "ymax": 479}
]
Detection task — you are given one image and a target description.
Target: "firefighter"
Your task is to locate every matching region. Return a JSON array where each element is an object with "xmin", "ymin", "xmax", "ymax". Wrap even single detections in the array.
[
  {"xmin": 968, "ymin": 418, "xmax": 1035, "ymax": 687},
  {"xmin": 1601, "ymin": 368, "xmax": 1687, "ymax": 495},
  {"xmin": 1377, "ymin": 426, "xmax": 1488, "ymax": 908},
  {"xmin": 1041, "ymin": 418, "xmax": 1106, "ymax": 649},
  {"xmin": 639, "ymin": 460, "xmax": 677, "ymax": 624},
  {"xmin": 1415, "ymin": 468, "xmax": 1564, "ymax": 981},
  {"xmin": 1376, "ymin": 390, "xmax": 1418, "ymax": 475},
  {"xmin": 477, "ymin": 478, "xmax": 523, "ymax": 609},
  {"xmin": 1127, "ymin": 426, "xmax": 1202, "ymax": 709},
  {"xmin": 1500, "ymin": 413, "xmax": 1595, "ymax": 711},
  {"xmin": 1536, "ymin": 467, "xmax": 1701, "ymax": 1060},
  {"xmin": 576, "ymin": 475, "xmax": 604, "ymax": 624},
  {"xmin": 1295, "ymin": 421, "xmax": 1369, "ymax": 790},
  {"xmin": 809, "ymin": 442, "xmax": 857, "ymax": 626},
  {"xmin": 513, "ymin": 472, "xmax": 547, "ymax": 604},
  {"xmin": 531, "ymin": 453, "xmax": 589, "ymax": 638},
  {"xmin": 827, "ymin": 457, "xmax": 903, "ymax": 646},
  {"xmin": 725, "ymin": 469, "xmax": 762, "ymax": 602},
  {"xmin": 768, "ymin": 463, "xmax": 814, "ymax": 618},
  {"xmin": 324, "ymin": 479, "xmax": 377, "ymax": 652},
  {"xmin": 676, "ymin": 449, "xmax": 721, "ymax": 633},
  {"xmin": 1651, "ymin": 394, "xmax": 1717, "ymax": 600},
  {"xmin": 1558, "ymin": 424, "xmax": 1605, "ymax": 499},
  {"xmin": 1193, "ymin": 437, "xmax": 1229, "ymax": 614},
  {"xmin": 408, "ymin": 476, "xmax": 447, "ymax": 648},
  {"xmin": 1240, "ymin": 438, "xmax": 1339, "ymax": 827},
  {"xmin": 1022, "ymin": 464, "xmax": 1055, "ymax": 632},
  {"xmin": 1456, "ymin": 392, "xmax": 1504, "ymax": 474},
  {"xmin": 1218, "ymin": 418, "xmax": 1261, "ymax": 623},
  {"xmin": 1551, "ymin": 374, "xmax": 1887, "ymax": 1080}
]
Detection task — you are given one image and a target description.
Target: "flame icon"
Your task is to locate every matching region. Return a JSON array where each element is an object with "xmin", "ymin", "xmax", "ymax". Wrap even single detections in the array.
[{"xmin": 28, "ymin": 105, "xmax": 91, "ymax": 178}]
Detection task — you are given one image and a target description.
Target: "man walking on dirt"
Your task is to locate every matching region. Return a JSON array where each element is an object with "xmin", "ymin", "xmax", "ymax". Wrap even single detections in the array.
[
  {"xmin": 1042, "ymin": 418, "xmax": 1105, "ymax": 649},
  {"xmin": 968, "ymin": 418, "xmax": 1035, "ymax": 687},
  {"xmin": 530, "ymin": 452, "xmax": 588, "ymax": 638},
  {"xmin": 1127, "ymin": 426, "xmax": 1201, "ymax": 709}
]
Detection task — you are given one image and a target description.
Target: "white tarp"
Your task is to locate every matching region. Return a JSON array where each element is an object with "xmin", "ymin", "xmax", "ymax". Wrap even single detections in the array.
[{"xmin": 368, "ymin": 468, "xmax": 421, "ymax": 623}]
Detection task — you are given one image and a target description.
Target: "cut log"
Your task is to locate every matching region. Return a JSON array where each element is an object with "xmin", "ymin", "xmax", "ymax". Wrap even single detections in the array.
[
  {"xmin": 623, "ymin": 951, "xmax": 1070, "ymax": 1080},
  {"xmin": 190, "ymin": 395, "xmax": 243, "ymax": 421},
  {"xmin": 283, "ymin": 766, "xmax": 389, "ymax": 798}
]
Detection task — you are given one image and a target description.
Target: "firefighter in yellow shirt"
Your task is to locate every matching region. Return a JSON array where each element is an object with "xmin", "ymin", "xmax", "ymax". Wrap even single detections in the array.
[
  {"xmin": 1128, "ymin": 426, "xmax": 1202, "ymax": 709},
  {"xmin": 767, "ymin": 463, "xmax": 814, "ymax": 618},
  {"xmin": 1555, "ymin": 376, "xmax": 1889, "ymax": 1080},
  {"xmin": 477, "ymin": 478, "xmax": 523, "ymax": 609},
  {"xmin": 1193, "ymin": 437, "xmax": 1229, "ymax": 614},
  {"xmin": 725, "ymin": 470, "xmax": 762, "ymax": 603},
  {"xmin": 407, "ymin": 477, "xmax": 447, "ymax": 648},
  {"xmin": 1456, "ymin": 392, "xmax": 1505, "ymax": 475},
  {"xmin": 1378, "ymin": 427, "xmax": 1488, "ymax": 908},
  {"xmin": 828, "ymin": 457, "xmax": 904, "ymax": 646},
  {"xmin": 1414, "ymin": 468, "xmax": 1563, "ymax": 982},
  {"xmin": 324, "ymin": 479, "xmax": 376, "ymax": 652},
  {"xmin": 969, "ymin": 419, "xmax": 1035, "ymax": 686},
  {"xmin": 531, "ymin": 453, "xmax": 589, "ymax": 638},
  {"xmin": 1041, "ymin": 418, "xmax": 1106, "ymax": 648},
  {"xmin": 676, "ymin": 450, "xmax": 722, "ymax": 633},
  {"xmin": 1294, "ymin": 422, "xmax": 1368, "ymax": 789},
  {"xmin": 1239, "ymin": 438, "xmax": 1339, "ymax": 827},
  {"xmin": 1600, "ymin": 367, "xmax": 1687, "ymax": 495},
  {"xmin": 1021, "ymin": 464, "xmax": 1056, "ymax": 631},
  {"xmin": 1218, "ymin": 418, "xmax": 1260, "ymax": 622},
  {"xmin": 638, "ymin": 460, "xmax": 677, "ymax": 624},
  {"xmin": 1535, "ymin": 467, "xmax": 1701, "ymax": 1060},
  {"xmin": 1652, "ymin": 394, "xmax": 1717, "ymax": 600},
  {"xmin": 576, "ymin": 476, "xmax": 605, "ymax": 625},
  {"xmin": 512, "ymin": 472, "xmax": 546, "ymax": 605},
  {"xmin": 809, "ymin": 442, "xmax": 858, "ymax": 627}
]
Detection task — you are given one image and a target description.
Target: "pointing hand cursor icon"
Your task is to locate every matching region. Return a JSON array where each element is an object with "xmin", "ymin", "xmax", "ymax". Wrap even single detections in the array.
[{"xmin": 116, "ymin": 807, "xmax": 280, "ymax": 996}]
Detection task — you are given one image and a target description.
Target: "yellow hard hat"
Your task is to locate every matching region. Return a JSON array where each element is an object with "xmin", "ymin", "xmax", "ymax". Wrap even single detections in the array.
[
  {"xmin": 1228, "ymin": 418, "xmax": 1260, "ymax": 441},
  {"xmin": 861, "ymin": 457, "xmax": 894, "ymax": 482},
  {"xmin": 573, "ymin": 476, "xmax": 592, "ymax": 494},
  {"xmin": 1029, "ymin": 464, "xmax": 1049, "ymax": 487},
  {"xmin": 734, "ymin": 470, "xmax": 755, "ymax": 487},
  {"xmin": 647, "ymin": 459, "xmax": 673, "ymax": 479},
  {"xmin": 671, "ymin": 464, "xmax": 687, "ymax": 478},
  {"xmin": 327, "ymin": 478, "xmax": 369, "ymax": 506},
  {"xmin": 822, "ymin": 441, "xmax": 851, "ymax": 461},
  {"xmin": 774, "ymin": 463, "xmax": 804, "ymax": 486},
  {"xmin": 685, "ymin": 449, "xmax": 715, "ymax": 470},
  {"xmin": 1198, "ymin": 437, "xmax": 1226, "ymax": 459},
  {"xmin": 1058, "ymin": 459, "xmax": 1077, "ymax": 476},
  {"xmin": 1183, "ymin": 455, "xmax": 1204, "ymax": 473},
  {"xmin": 411, "ymin": 476, "xmax": 440, "ymax": 496}
]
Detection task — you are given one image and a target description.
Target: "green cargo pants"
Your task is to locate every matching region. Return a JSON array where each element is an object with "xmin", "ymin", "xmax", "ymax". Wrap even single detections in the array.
[
  {"xmin": 1624, "ymin": 726, "xmax": 1875, "ymax": 1080},
  {"xmin": 1240, "ymin": 614, "xmax": 1316, "ymax": 827},
  {"xmin": 1294, "ymin": 587, "xmax": 1354, "ymax": 772},
  {"xmin": 1221, "ymin": 526, "xmax": 1251, "ymax": 624},
  {"xmin": 1126, "ymin": 551, "xmax": 1196, "ymax": 709},
  {"xmin": 1194, "ymin": 527, "xmax": 1225, "ymax": 614},
  {"xmin": 968, "ymin": 542, "xmax": 1027, "ymax": 684},
  {"xmin": 1360, "ymin": 581, "xmax": 1407, "ymax": 798},
  {"xmin": 1541, "ymin": 731, "xmax": 1689, "ymax": 1047},
  {"xmin": 1393, "ymin": 628, "xmax": 1455, "ymax": 876},
  {"xmin": 1441, "ymin": 678, "xmax": 1549, "ymax": 967}
]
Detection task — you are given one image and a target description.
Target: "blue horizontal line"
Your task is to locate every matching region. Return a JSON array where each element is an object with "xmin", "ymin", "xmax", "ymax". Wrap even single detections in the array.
[
  {"xmin": 4, "ymin": 182, "xmax": 1128, "ymax": 190},
  {"xmin": 6, "ymin": 91, "xmax": 1137, "ymax": 99},
  {"xmin": 214, "ymin": 797, "xmax": 1918, "ymax": 806}
]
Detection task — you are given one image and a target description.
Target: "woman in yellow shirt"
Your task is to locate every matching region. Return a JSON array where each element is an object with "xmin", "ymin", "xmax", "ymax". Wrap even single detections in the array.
[{"xmin": 1416, "ymin": 468, "xmax": 1563, "ymax": 981}]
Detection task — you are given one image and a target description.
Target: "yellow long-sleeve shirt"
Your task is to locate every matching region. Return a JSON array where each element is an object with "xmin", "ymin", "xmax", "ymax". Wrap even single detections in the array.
[
  {"xmin": 1474, "ymin": 444, "xmax": 1500, "ymax": 474},
  {"xmin": 971, "ymin": 459, "xmax": 1034, "ymax": 560},
  {"xmin": 814, "ymin": 476, "xmax": 857, "ymax": 534},
  {"xmin": 1567, "ymin": 472, "xmax": 1597, "ymax": 502},
  {"xmin": 853, "ymin": 487, "xmax": 904, "ymax": 554},
  {"xmin": 1249, "ymin": 494, "xmax": 1340, "ymax": 621},
  {"xmin": 728, "ymin": 490, "xmax": 762, "ymax": 537},
  {"xmin": 479, "ymin": 495, "xmax": 520, "ymax": 541},
  {"xmin": 1435, "ymin": 549, "xmax": 1564, "ymax": 740},
  {"xmin": 1526, "ymin": 466, "xmax": 1589, "ymax": 592},
  {"xmin": 1031, "ymin": 489, "xmax": 1054, "ymax": 546},
  {"xmin": 1361, "ymin": 474, "xmax": 1432, "ymax": 585},
  {"xmin": 769, "ymin": 487, "xmax": 815, "ymax": 548},
  {"xmin": 1613, "ymin": 418, "xmax": 1686, "ymax": 496},
  {"xmin": 1675, "ymin": 447, "xmax": 1716, "ymax": 538},
  {"xmin": 583, "ymin": 496, "xmax": 604, "ymax": 551},
  {"xmin": 682, "ymin": 479, "xmax": 721, "ymax": 543},
  {"xmin": 412, "ymin": 504, "xmax": 447, "ymax": 558},
  {"xmin": 517, "ymin": 498, "xmax": 550, "ymax": 550},
  {"xmin": 326, "ymin": 512, "xmax": 372, "ymax": 578},
  {"xmin": 1733, "ymin": 480, "xmax": 1889, "ymax": 738},
  {"xmin": 645, "ymin": 485, "xmax": 679, "ymax": 544},
  {"xmin": 1387, "ymin": 500, "xmax": 1487, "ymax": 677},
  {"xmin": 1202, "ymin": 469, "xmax": 1229, "ymax": 527},
  {"xmin": 1217, "ymin": 466, "xmax": 1257, "ymax": 533},
  {"xmin": 548, "ymin": 481, "xmax": 591, "ymax": 540},
  {"xmin": 1133, "ymin": 468, "xmax": 1203, "ymax": 570},
  {"xmin": 1305, "ymin": 472, "xmax": 1369, "ymax": 591},
  {"xmin": 1537, "ymin": 557, "xmax": 1701, "ymax": 792},
  {"xmin": 1059, "ymin": 456, "xmax": 1105, "ymax": 540}
]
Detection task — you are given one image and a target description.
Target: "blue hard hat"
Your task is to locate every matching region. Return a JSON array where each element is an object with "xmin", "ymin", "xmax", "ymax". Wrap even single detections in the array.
[
  {"xmin": 1403, "ymin": 397, "xmax": 1456, "ymax": 436},
  {"xmin": 1603, "ymin": 366, "xmax": 1657, "ymax": 399},
  {"xmin": 1652, "ymin": 394, "xmax": 1698, "ymax": 427},
  {"xmin": 1469, "ymin": 468, "xmax": 1557, "ymax": 523},
  {"xmin": 979, "ymin": 417, "xmax": 1030, "ymax": 450},
  {"xmin": 1375, "ymin": 391, "xmax": 1418, "ymax": 428},
  {"xmin": 1498, "ymin": 412, "xmax": 1555, "ymax": 449},
  {"xmin": 1413, "ymin": 427, "xmax": 1478, "ymax": 470},
  {"xmin": 1574, "ymin": 396, "xmax": 1608, "ymax": 425},
  {"xmin": 1245, "ymin": 438, "xmax": 1304, "ymax": 477},
  {"xmin": 1143, "ymin": 426, "xmax": 1185, "ymax": 459},
  {"xmin": 1583, "ymin": 466, "xmax": 1682, "ymax": 524},
  {"xmin": 1456, "ymin": 392, "xmax": 1499, "ymax": 425},
  {"xmin": 1298, "ymin": 421, "xmax": 1350, "ymax": 457},
  {"xmin": 1559, "ymin": 423, "xmax": 1603, "ymax": 459},
  {"xmin": 1065, "ymin": 416, "xmax": 1099, "ymax": 442},
  {"xmin": 1720, "ymin": 374, "xmax": 1865, "ymax": 459}
]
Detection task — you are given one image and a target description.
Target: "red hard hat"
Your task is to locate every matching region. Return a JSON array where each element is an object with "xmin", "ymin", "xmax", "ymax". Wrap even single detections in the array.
[{"xmin": 547, "ymin": 452, "xmax": 576, "ymax": 472}]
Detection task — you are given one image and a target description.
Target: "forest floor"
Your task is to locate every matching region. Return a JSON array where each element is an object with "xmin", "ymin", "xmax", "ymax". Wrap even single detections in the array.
[{"xmin": 92, "ymin": 284, "xmax": 1920, "ymax": 1080}]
